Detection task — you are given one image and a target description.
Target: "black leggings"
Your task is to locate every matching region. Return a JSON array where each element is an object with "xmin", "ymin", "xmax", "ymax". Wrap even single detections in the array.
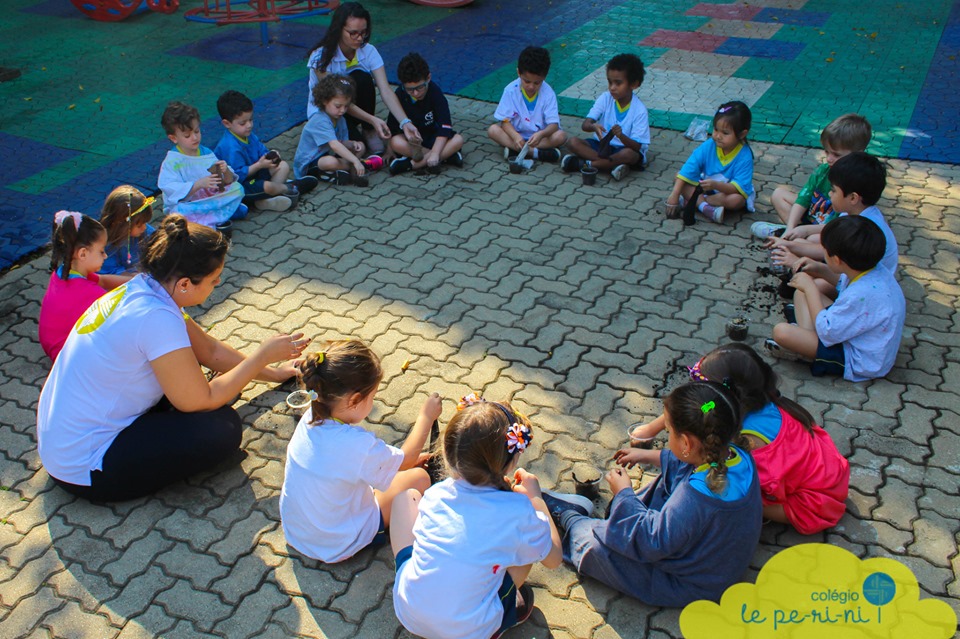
[
  {"xmin": 52, "ymin": 405, "xmax": 242, "ymax": 502},
  {"xmin": 346, "ymin": 68, "xmax": 377, "ymax": 140}
]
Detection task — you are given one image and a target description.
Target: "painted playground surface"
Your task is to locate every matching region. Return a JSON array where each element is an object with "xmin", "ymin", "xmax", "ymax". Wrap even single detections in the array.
[{"xmin": 0, "ymin": 0, "xmax": 959, "ymax": 268}]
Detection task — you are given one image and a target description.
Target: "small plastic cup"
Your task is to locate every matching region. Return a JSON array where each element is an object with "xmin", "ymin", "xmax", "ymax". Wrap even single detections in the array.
[
  {"xmin": 573, "ymin": 467, "xmax": 603, "ymax": 500},
  {"xmin": 581, "ymin": 166, "xmax": 598, "ymax": 186},
  {"xmin": 628, "ymin": 425, "xmax": 656, "ymax": 449},
  {"xmin": 286, "ymin": 390, "xmax": 313, "ymax": 410},
  {"xmin": 726, "ymin": 317, "xmax": 749, "ymax": 341}
]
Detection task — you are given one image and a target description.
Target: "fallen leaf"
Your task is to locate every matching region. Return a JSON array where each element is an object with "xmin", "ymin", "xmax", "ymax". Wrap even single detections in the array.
[
  {"xmin": 23, "ymin": 97, "xmax": 31, "ymax": 101},
  {"xmin": 94, "ymin": 97, "xmax": 101, "ymax": 103},
  {"xmin": 78, "ymin": 84, "xmax": 84, "ymax": 91},
  {"xmin": 68, "ymin": 104, "xmax": 75, "ymax": 109},
  {"xmin": 825, "ymin": 57, "xmax": 834, "ymax": 63},
  {"xmin": 401, "ymin": 359, "xmax": 410, "ymax": 371}
]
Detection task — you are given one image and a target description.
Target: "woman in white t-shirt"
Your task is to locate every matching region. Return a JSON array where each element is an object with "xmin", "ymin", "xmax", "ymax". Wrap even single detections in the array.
[
  {"xmin": 306, "ymin": 2, "xmax": 422, "ymax": 154},
  {"xmin": 36, "ymin": 215, "xmax": 309, "ymax": 502},
  {"xmin": 390, "ymin": 394, "xmax": 563, "ymax": 639}
]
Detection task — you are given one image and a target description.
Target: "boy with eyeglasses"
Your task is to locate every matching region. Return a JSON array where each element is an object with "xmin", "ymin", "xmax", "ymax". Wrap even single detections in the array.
[{"xmin": 387, "ymin": 53, "xmax": 464, "ymax": 175}]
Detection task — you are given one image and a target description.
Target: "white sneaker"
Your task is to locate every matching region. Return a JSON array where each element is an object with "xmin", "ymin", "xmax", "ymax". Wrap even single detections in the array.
[
  {"xmin": 503, "ymin": 146, "xmax": 511, "ymax": 161},
  {"xmin": 751, "ymin": 221, "xmax": 787, "ymax": 239},
  {"xmin": 698, "ymin": 202, "xmax": 725, "ymax": 223},
  {"xmin": 763, "ymin": 338, "xmax": 806, "ymax": 362},
  {"xmin": 611, "ymin": 164, "xmax": 630, "ymax": 181},
  {"xmin": 254, "ymin": 195, "xmax": 292, "ymax": 212},
  {"xmin": 542, "ymin": 490, "xmax": 595, "ymax": 517}
]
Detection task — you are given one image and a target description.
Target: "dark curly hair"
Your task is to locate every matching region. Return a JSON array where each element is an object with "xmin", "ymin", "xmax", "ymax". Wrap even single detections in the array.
[
  {"xmin": 397, "ymin": 52, "xmax": 430, "ymax": 85},
  {"xmin": 312, "ymin": 73, "xmax": 356, "ymax": 110},
  {"xmin": 607, "ymin": 53, "xmax": 645, "ymax": 86}
]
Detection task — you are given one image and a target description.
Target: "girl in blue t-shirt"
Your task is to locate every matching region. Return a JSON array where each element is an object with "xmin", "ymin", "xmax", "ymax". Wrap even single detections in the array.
[
  {"xmin": 665, "ymin": 101, "xmax": 756, "ymax": 224},
  {"xmin": 544, "ymin": 382, "xmax": 762, "ymax": 607},
  {"xmin": 99, "ymin": 185, "xmax": 155, "ymax": 275}
]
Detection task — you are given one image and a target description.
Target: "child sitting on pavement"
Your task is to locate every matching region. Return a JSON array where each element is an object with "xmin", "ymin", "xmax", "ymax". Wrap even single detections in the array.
[
  {"xmin": 279, "ymin": 342, "xmax": 436, "ymax": 563},
  {"xmin": 561, "ymin": 53, "xmax": 650, "ymax": 182},
  {"xmin": 623, "ymin": 344, "xmax": 850, "ymax": 535},
  {"xmin": 391, "ymin": 393, "xmax": 562, "ymax": 639},
  {"xmin": 214, "ymin": 90, "xmax": 318, "ymax": 213},
  {"xmin": 543, "ymin": 382, "xmax": 762, "ymax": 607},
  {"xmin": 293, "ymin": 74, "xmax": 382, "ymax": 187},
  {"xmin": 769, "ymin": 151, "xmax": 898, "ymax": 278},
  {"xmin": 664, "ymin": 101, "xmax": 755, "ymax": 224},
  {"xmin": 488, "ymin": 46, "xmax": 566, "ymax": 165},
  {"xmin": 98, "ymin": 185, "xmax": 155, "ymax": 275},
  {"xmin": 387, "ymin": 53, "xmax": 465, "ymax": 175},
  {"xmin": 766, "ymin": 215, "xmax": 905, "ymax": 382},
  {"xmin": 752, "ymin": 113, "xmax": 871, "ymax": 240},
  {"xmin": 158, "ymin": 101, "xmax": 246, "ymax": 229}
]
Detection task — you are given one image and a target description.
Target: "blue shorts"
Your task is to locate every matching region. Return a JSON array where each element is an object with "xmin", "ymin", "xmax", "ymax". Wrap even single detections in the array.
[
  {"xmin": 811, "ymin": 339, "xmax": 845, "ymax": 377},
  {"xmin": 395, "ymin": 545, "xmax": 518, "ymax": 632},
  {"xmin": 241, "ymin": 168, "xmax": 273, "ymax": 201},
  {"xmin": 585, "ymin": 138, "xmax": 646, "ymax": 165},
  {"xmin": 367, "ymin": 511, "xmax": 388, "ymax": 548}
]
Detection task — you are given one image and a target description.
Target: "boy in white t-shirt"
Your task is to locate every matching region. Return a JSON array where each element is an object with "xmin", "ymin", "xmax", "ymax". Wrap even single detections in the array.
[
  {"xmin": 766, "ymin": 215, "xmax": 905, "ymax": 382},
  {"xmin": 488, "ymin": 46, "xmax": 566, "ymax": 164},
  {"xmin": 562, "ymin": 53, "xmax": 650, "ymax": 182}
]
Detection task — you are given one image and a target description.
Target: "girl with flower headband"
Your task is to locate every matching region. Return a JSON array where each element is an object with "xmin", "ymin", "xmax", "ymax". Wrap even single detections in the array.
[
  {"xmin": 664, "ymin": 100, "xmax": 755, "ymax": 223},
  {"xmin": 545, "ymin": 381, "xmax": 761, "ymax": 607},
  {"xmin": 390, "ymin": 392, "xmax": 562, "ymax": 639},
  {"xmin": 38, "ymin": 211, "xmax": 126, "ymax": 361},
  {"xmin": 624, "ymin": 343, "xmax": 848, "ymax": 534},
  {"xmin": 279, "ymin": 340, "xmax": 438, "ymax": 563},
  {"xmin": 98, "ymin": 185, "xmax": 156, "ymax": 275}
]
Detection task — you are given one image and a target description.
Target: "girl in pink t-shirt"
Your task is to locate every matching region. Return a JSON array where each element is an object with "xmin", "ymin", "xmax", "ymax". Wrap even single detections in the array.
[{"xmin": 38, "ymin": 211, "xmax": 118, "ymax": 362}]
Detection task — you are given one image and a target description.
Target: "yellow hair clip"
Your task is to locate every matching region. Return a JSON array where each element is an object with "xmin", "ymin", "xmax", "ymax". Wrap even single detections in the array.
[{"xmin": 127, "ymin": 196, "xmax": 155, "ymax": 220}]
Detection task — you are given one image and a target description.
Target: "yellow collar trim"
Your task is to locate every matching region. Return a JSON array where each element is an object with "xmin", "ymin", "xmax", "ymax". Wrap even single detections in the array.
[{"xmin": 716, "ymin": 143, "xmax": 742, "ymax": 164}]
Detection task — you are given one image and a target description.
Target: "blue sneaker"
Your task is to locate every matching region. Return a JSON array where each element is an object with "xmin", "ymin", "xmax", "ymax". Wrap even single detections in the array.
[{"xmin": 230, "ymin": 202, "xmax": 248, "ymax": 221}]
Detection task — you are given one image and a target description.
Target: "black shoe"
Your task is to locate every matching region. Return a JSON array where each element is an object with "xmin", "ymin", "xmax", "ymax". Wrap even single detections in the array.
[
  {"xmin": 445, "ymin": 151, "xmax": 464, "ymax": 167},
  {"xmin": 537, "ymin": 148, "xmax": 561, "ymax": 163},
  {"xmin": 560, "ymin": 154, "xmax": 582, "ymax": 173},
  {"xmin": 783, "ymin": 303, "xmax": 796, "ymax": 324},
  {"xmin": 314, "ymin": 169, "xmax": 351, "ymax": 185},
  {"xmin": 290, "ymin": 175, "xmax": 319, "ymax": 195},
  {"xmin": 389, "ymin": 156, "xmax": 412, "ymax": 175},
  {"xmin": 351, "ymin": 172, "xmax": 369, "ymax": 187}
]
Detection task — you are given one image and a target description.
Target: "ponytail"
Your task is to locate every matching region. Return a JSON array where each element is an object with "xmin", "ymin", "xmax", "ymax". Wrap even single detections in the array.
[{"xmin": 50, "ymin": 211, "xmax": 106, "ymax": 280}]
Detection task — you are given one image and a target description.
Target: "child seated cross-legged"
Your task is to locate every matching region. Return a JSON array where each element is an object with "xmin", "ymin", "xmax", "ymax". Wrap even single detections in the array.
[
  {"xmin": 544, "ymin": 382, "xmax": 762, "ymax": 607},
  {"xmin": 765, "ymin": 215, "xmax": 906, "ymax": 382},
  {"xmin": 293, "ymin": 74, "xmax": 382, "ymax": 188},
  {"xmin": 561, "ymin": 53, "xmax": 650, "ymax": 182},
  {"xmin": 751, "ymin": 114, "xmax": 871, "ymax": 240},
  {"xmin": 158, "ymin": 101, "xmax": 246, "ymax": 229},
  {"xmin": 391, "ymin": 393, "xmax": 563, "ymax": 639},
  {"xmin": 214, "ymin": 90, "xmax": 319, "ymax": 213},
  {"xmin": 387, "ymin": 53, "xmax": 465, "ymax": 176},
  {"xmin": 98, "ymin": 185, "xmax": 155, "ymax": 276},
  {"xmin": 279, "ymin": 342, "xmax": 435, "ymax": 563},
  {"xmin": 664, "ymin": 101, "xmax": 755, "ymax": 224},
  {"xmin": 769, "ymin": 151, "xmax": 897, "ymax": 279},
  {"xmin": 488, "ymin": 46, "xmax": 566, "ymax": 165},
  {"xmin": 624, "ymin": 344, "xmax": 850, "ymax": 535}
]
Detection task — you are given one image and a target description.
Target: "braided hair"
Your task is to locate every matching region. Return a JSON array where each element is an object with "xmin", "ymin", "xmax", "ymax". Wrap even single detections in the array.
[
  {"xmin": 298, "ymin": 340, "xmax": 382, "ymax": 423},
  {"xmin": 443, "ymin": 401, "xmax": 531, "ymax": 492},
  {"xmin": 664, "ymin": 382, "xmax": 741, "ymax": 495},
  {"xmin": 698, "ymin": 343, "xmax": 815, "ymax": 434}
]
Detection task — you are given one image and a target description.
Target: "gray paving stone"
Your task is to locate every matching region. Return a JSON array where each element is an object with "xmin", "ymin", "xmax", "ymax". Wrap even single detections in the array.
[
  {"xmin": 101, "ymin": 530, "xmax": 175, "ymax": 587},
  {"xmin": 154, "ymin": 579, "xmax": 232, "ymax": 633},
  {"xmin": 212, "ymin": 581, "xmax": 288, "ymax": 639},
  {"xmin": 41, "ymin": 600, "xmax": 118, "ymax": 639}
]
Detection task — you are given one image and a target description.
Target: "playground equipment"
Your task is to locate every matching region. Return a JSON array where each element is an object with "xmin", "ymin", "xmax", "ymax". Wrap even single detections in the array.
[{"xmin": 70, "ymin": 0, "xmax": 177, "ymax": 22}]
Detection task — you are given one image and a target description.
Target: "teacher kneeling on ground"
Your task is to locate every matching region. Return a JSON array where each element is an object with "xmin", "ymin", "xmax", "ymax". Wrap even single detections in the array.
[{"xmin": 37, "ymin": 214, "xmax": 309, "ymax": 502}]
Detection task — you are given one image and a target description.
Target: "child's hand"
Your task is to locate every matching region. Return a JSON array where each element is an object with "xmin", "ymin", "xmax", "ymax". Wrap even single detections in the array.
[
  {"xmin": 609, "ymin": 124, "xmax": 623, "ymax": 139},
  {"xmin": 789, "ymin": 271, "xmax": 815, "ymax": 292},
  {"xmin": 415, "ymin": 451, "xmax": 433, "ymax": 468},
  {"xmin": 606, "ymin": 467, "xmax": 632, "ymax": 493},
  {"xmin": 216, "ymin": 161, "xmax": 234, "ymax": 185},
  {"xmin": 195, "ymin": 174, "xmax": 220, "ymax": 191},
  {"xmin": 593, "ymin": 122, "xmax": 607, "ymax": 137},
  {"xmin": 512, "ymin": 468, "xmax": 543, "ymax": 499},
  {"xmin": 426, "ymin": 152, "xmax": 440, "ymax": 168},
  {"xmin": 527, "ymin": 131, "xmax": 544, "ymax": 148},
  {"xmin": 612, "ymin": 448, "xmax": 645, "ymax": 469},
  {"xmin": 512, "ymin": 136, "xmax": 525, "ymax": 151},
  {"xmin": 772, "ymin": 246, "xmax": 800, "ymax": 271},
  {"xmin": 420, "ymin": 392, "xmax": 442, "ymax": 421},
  {"xmin": 699, "ymin": 178, "xmax": 719, "ymax": 191},
  {"xmin": 352, "ymin": 159, "xmax": 366, "ymax": 176},
  {"xmin": 793, "ymin": 257, "xmax": 825, "ymax": 278}
]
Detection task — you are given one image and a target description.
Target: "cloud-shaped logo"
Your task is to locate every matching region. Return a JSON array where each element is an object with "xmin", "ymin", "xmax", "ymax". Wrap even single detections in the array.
[{"xmin": 680, "ymin": 543, "xmax": 956, "ymax": 638}]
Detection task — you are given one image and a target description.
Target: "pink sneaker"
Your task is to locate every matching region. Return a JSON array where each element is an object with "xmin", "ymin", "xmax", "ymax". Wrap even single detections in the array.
[{"xmin": 363, "ymin": 155, "xmax": 384, "ymax": 172}]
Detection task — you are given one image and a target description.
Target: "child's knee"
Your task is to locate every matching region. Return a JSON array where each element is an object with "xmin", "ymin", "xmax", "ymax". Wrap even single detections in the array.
[
  {"xmin": 410, "ymin": 467, "xmax": 430, "ymax": 493},
  {"xmin": 487, "ymin": 123, "xmax": 503, "ymax": 139}
]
